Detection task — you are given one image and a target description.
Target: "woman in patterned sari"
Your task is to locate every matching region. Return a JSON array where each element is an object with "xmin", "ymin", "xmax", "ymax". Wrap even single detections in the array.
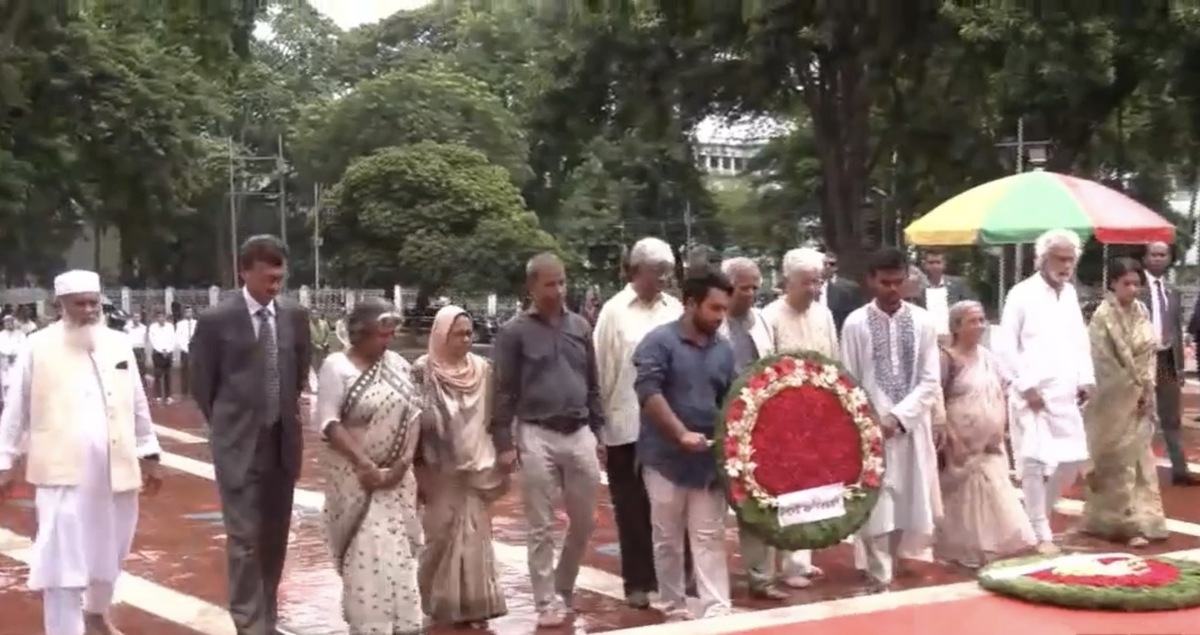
[
  {"xmin": 413, "ymin": 305, "xmax": 507, "ymax": 628},
  {"xmin": 316, "ymin": 298, "xmax": 426, "ymax": 634},
  {"xmin": 1082, "ymin": 257, "xmax": 1169, "ymax": 547}
]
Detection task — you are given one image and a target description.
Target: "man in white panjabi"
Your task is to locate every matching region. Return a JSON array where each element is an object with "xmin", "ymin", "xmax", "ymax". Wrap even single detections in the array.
[
  {"xmin": 0, "ymin": 314, "xmax": 28, "ymax": 402},
  {"xmin": 0, "ymin": 270, "xmax": 163, "ymax": 635},
  {"xmin": 753, "ymin": 249, "xmax": 835, "ymax": 590},
  {"xmin": 840, "ymin": 248, "xmax": 943, "ymax": 592},
  {"xmin": 593, "ymin": 236, "xmax": 682, "ymax": 609},
  {"xmin": 994, "ymin": 229, "xmax": 1093, "ymax": 554}
]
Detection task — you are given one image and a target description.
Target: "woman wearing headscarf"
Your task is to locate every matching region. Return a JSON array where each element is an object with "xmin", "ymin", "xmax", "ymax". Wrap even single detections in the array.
[
  {"xmin": 413, "ymin": 305, "xmax": 507, "ymax": 628},
  {"xmin": 315, "ymin": 298, "xmax": 426, "ymax": 634},
  {"xmin": 1082, "ymin": 257, "xmax": 1169, "ymax": 546}
]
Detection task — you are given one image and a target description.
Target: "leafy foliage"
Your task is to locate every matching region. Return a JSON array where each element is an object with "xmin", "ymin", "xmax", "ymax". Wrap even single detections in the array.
[{"xmin": 325, "ymin": 142, "xmax": 555, "ymax": 297}]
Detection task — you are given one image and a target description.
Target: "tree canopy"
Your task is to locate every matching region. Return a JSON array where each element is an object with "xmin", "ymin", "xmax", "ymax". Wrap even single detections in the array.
[{"xmin": 3, "ymin": 0, "xmax": 1200, "ymax": 296}]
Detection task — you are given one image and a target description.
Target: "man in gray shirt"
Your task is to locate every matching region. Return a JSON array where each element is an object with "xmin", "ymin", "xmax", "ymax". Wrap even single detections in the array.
[{"xmin": 490, "ymin": 253, "xmax": 604, "ymax": 627}]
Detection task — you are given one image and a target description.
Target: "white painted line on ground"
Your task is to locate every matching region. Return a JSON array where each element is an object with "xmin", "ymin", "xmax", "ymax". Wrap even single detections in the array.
[
  {"xmin": 603, "ymin": 547, "xmax": 1200, "ymax": 635},
  {"xmin": 153, "ymin": 424, "xmax": 207, "ymax": 445},
  {"xmin": 0, "ymin": 526, "xmax": 236, "ymax": 635}
]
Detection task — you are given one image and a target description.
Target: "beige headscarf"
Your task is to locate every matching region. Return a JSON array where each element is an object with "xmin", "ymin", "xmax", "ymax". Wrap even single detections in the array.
[
  {"xmin": 421, "ymin": 305, "xmax": 494, "ymax": 472},
  {"xmin": 427, "ymin": 305, "xmax": 486, "ymax": 393}
]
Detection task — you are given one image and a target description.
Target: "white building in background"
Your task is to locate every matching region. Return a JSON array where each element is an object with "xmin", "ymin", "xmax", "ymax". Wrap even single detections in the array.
[{"xmin": 692, "ymin": 115, "xmax": 792, "ymax": 178}]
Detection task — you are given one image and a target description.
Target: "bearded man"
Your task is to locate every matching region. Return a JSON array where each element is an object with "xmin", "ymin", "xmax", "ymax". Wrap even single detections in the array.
[{"xmin": 0, "ymin": 269, "xmax": 163, "ymax": 635}]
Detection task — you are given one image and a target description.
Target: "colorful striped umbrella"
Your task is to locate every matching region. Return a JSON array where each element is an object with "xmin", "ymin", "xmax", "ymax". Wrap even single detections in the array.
[{"xmin": 904, "ymin": 171, "xmax": 1176, "ymax": 245}]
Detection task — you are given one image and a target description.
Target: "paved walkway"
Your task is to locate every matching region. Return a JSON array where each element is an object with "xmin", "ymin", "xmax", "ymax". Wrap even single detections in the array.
[{"xmin": 4, "ymin": 398, "xmax": 1200, "ymax": 635}]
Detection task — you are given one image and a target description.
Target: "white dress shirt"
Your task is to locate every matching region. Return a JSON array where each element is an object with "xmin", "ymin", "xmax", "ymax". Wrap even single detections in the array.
[
  {"xmin": 593, "ymin": 285, "xmax": 683, "ymax": 446},
  {"xmin": 124, "ymin": 322, "xmax": 147, "ymax": 349},
  {"xmin": 175, "ymin": 318, "xmax": 197, "ymax": 353},
  {"xmin": 243, "ymin": 287, "xmax": 276, "ymax": 342},
  {"xmin": 1145, "ymin": 272, "xmax": 1171, "ymax": 351},
  {"xmin": 923, "ymin": 286, "xmax": 950, "ymax": 335},
  {"xmin": 147, "ymin": 322, "xmax": 176, "ymax": 354}
]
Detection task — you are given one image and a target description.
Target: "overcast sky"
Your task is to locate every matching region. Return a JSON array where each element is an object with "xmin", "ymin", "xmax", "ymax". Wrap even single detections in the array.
[{"xmin": 309, "ymin": 0, "xmax": 435, "ymax": 29}]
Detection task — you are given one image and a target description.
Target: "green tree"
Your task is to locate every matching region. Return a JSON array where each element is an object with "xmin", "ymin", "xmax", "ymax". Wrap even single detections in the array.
[
  {"xmin": 324, "ymin": 142, "xmax": 556, "ymax": 299},
  {"xmin": 291, "ymin": 66, "xmax": 529, "ymax": 186}
]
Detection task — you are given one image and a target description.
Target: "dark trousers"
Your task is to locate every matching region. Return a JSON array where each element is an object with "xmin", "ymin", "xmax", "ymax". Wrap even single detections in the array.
[
  {"xmin": 606, "ymin": 444, "xmax": 695, "ymax": 595},
  {"xmin": 216, "ymin": 423, "xmax": 295, "ymax": 635},
  {"xmin": 606, "ymin": 443, "xmax": 656, "ymax": 594},
  {"xmin": 1156, "ymin": 351, "xmax": 1188, "ymax": 477},
  {"xmin": 152, "ymin": 351, "xmax": 172, "ymax": 399},
  {"xmin": 179, "ymin": 351, "xmax": 190, "ymax": 394}
]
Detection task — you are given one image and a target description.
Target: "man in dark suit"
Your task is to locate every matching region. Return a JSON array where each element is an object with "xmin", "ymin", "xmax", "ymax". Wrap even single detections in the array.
[
  {"xmin": 913, "ymin": 250, "xmax": 974, "ymax": 340},
  {"xmin": 820, "ymin": 251, "xmax": 863, "ymax": 334},
  {"xmin": 189, "ymin": 235, "xmax": 313, "ymax": 633},
  {"xmin": 1148, "ymin": 242, "xmax": 1200, "ymax": 487}
]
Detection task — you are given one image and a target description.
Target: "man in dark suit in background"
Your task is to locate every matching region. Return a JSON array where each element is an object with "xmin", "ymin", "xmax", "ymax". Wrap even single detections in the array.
[
  {"xmin": 819, "ymin": 251, "xmax": 863, "ymax": 334},
  {"xmin": 1150, "ymin": 242, "xmax": 1200, "ymax": 487},
  {"xmin": 189, "ymin": 235, "xmax": 314, "ymax": 633},
  {"xmin": 1149, "ymin": 242, "xmax": 1197, "ymax": 486},
  {"xmin": 913, "ymin": 249, "xmax": 975, "ymax": 341}
]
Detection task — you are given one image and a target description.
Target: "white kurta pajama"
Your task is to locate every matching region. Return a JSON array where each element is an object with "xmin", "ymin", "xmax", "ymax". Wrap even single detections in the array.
[
  {"xmin": 0, "ymin": 323, "xmax": 160, "ymax": 635},
  {"xmin": 840, "ymin": 302, "xmax": 943, "ymax": 585},
  {"xmin": 757, "ymin": 298, "xmax": 840, "ymax": 580},
  {"xmin": 995, "ymin": 274, "xmax": 1093, "ymax": 542}
]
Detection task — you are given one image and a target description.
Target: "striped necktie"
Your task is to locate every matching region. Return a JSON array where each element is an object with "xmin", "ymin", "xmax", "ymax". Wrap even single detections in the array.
[{"xmin": 257, "ymin": 308, "xmax": 280, "ymax": 425}]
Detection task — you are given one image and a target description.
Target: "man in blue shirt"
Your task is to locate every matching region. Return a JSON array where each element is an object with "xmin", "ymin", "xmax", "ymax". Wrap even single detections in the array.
[{"xmin": 632, "ymin": 268, "xmax": 736, "ymax": 621}]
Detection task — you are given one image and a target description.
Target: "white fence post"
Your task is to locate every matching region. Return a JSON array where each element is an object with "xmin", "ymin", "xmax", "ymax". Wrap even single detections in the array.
[
  {"xmin": 164, "ymin": 287, "xmax": 175, "ymax": 317},
  {"xmin": 487, "ymin": 294, "xmax": 497, "ymax": 317},
  {"xmin": 344, "ymin": 291, "xmax": 355, "ymax": 313},
  {"xmin": 120, "ymin": 287, "xmax": 132, "ymax": 314},
  {"xmin": 394, "ymin": 285, "xmax": 402, "ymax": 306},
  {"xmin": 299, "ymin": 285, "xmax": 311, "ymax": 308},
  {"xmin": 208, "ymin": 286, "xmax": 220, "ymax": 307}
]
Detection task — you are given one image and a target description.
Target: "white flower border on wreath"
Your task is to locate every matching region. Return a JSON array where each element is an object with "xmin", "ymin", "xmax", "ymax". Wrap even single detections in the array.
[{"xmin": 724, "ymin": 360, "xmax": 885, "ymax": 508}]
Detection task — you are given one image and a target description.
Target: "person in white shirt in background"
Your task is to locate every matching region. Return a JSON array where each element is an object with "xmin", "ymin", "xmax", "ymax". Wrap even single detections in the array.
[
  {"xmin": 755, "ymin": 248, "xmax": 835, "ymax": 591},
  {"xmin": 147, "ymin": 311, "xmax": 176, "ymax": 404},
  {"xmin": 0, "ymin": 269, "xmax": 162, "ymax": 635},
  {"xmin": 841, "ymin": 248, "xmax": 943, "ymax": 593},
  {"xmin": 124, "ymin": 312, "xmax": 148, "ymax": 382},
  {"xmin": 593, "ymin": 236, "xmax": 682, "ymax": 609},
  {"xmin": 175, "ymin": 307, "xmax": 197, "ymax": 397},
  {"xmin": 0, "ymin": 315, "xmax": 27, "ymax": 406},
  {"xmin": 994, "ymin": 229, "xmax": 1094, "ymax": 554},
  {"xmin": 18, "ymin": 308, "xmax": 38, "ymax": 335}
]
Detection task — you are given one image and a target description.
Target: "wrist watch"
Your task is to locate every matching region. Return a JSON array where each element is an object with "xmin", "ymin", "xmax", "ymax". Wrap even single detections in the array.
[{"xmin": 142, "ymin": 454, "xmax": 161, "ymax": 462}]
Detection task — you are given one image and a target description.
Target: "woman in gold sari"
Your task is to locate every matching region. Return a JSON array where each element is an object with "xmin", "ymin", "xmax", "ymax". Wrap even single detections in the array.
[
  {"xmin": 413, "ymin": 305, "xmax": 507, "ymax": 628},
  {"xmin": 316, "ymin": 298, "xmax": 426, "ymax": 634},
  {"xmin": 1082, "ymin": 257, "xmax": 1168, "ymax": 547}
]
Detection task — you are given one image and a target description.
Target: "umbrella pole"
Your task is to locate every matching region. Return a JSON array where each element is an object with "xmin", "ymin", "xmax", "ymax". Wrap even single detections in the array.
[{"xmin": 1102, "ymin": 244, "xmax": 1109, "ymax": 288}]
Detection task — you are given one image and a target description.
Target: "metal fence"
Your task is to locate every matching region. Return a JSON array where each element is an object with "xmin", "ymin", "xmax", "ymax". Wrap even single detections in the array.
[{"xmin": 0, "ymin": 285, "xmax": 525, "ymax": 321}]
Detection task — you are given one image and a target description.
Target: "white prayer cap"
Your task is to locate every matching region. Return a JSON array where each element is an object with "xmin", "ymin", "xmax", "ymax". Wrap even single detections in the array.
[{"xmin": 54, "ymin": 270, "xmax": 101, "ymax": 297}]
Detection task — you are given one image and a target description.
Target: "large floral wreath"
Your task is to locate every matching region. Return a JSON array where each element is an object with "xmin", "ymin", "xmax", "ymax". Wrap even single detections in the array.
[
  {"xmin": 978, "ymin": 553, "xmax": 1200, "ymax": 611},
  {"xmin": 714, "ymin": 351, "xmax": 884, "ymax": 551}
]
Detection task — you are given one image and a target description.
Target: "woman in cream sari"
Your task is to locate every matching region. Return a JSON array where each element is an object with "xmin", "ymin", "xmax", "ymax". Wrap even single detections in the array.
[
  {"xmin": 1082, "ymin": 258, "xmax": 1168, "ymax": 547},
  {"xmin": 316, "ymin": 298, "xmax": 426, "ymax": 634},
  {"xmin": 413, "ymin": 305, "xmax": 507, "ymax": 628}
]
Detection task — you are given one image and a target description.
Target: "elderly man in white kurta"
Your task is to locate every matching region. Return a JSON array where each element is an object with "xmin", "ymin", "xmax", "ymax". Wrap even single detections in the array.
[
  {"xmin": 840, "ymin": 248, "xmax": 942, "ymax": 592},
  {"xmin": 994, "ymin": 229, "xmax": 1093, "ymax": 554},
  {"xmin": 593, "ymin": 237, "xmax": 682, "ymax": 608},
  {"xmin": 755, "ymin": 248, "xmax": 836, "ymax": 590},
  {"xmin": 0, "ymin": 270, "xmax": 162, "ymax": 635}
]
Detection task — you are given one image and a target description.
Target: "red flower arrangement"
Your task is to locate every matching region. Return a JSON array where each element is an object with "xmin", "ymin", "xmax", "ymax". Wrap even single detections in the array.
[
  {"xmin": 1028, "ymin": 556, "xmax": 1180, "ymax": 588},
  {"xmin": 977, "ymin": 553, "xmax": 1200, "ymax": 611},
  {"xmin": 715, "ymin": 351, "xmax": 885, "ymax": 550}
]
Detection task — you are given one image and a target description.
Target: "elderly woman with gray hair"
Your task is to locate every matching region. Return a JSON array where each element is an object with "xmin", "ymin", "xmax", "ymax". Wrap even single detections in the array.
[
  {"xmin": 314, "ymin": 297, "xmax": 426, "ymax": 634},
  {"xmin": 935, "ymin": 300, "xmax": 1034, "ymax": 568}
]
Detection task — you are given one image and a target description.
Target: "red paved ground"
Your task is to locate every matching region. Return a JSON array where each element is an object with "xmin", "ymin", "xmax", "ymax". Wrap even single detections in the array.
[{"xmin": 3, "ymin": 393, "xmax": 1200, "ymax": 635}]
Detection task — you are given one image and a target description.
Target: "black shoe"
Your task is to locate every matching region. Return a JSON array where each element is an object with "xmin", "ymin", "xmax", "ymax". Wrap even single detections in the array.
[{"xmin": 1173, "ymin": 474, "xmax": 1200, "ymax": 486}]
